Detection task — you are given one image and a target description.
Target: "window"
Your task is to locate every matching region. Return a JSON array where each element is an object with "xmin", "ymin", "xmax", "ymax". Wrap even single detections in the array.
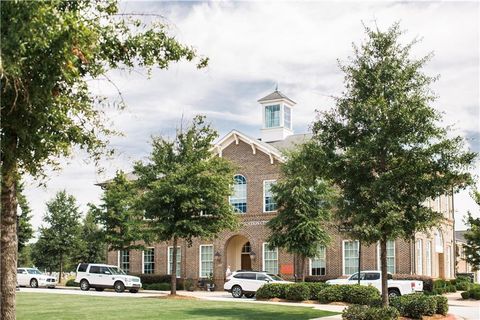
[
  {"xmin": 376, "ymin": 240, "xmax": 395, "ymax": 273},
  {"xmin": 263, "ymin": 180, "xmax": 277, "ymax": 212},
  {"xmin": 242, "ymin": 242, "xmax": 251, "ymax": 253},
  {"xmin": 446, "ymin": 245, "xmax": 452, "ymax": 278},
  {"xmin": 416, "ymin": 239, "xmax": 423, "ymax": 275},
  {"xmin": 230, "ymin": 175, "xmax": 247, "ymax": 213},
  {"xmin": 365, "ymin": 272, "xmax": 380, "ymax": 280},
  {"xmin": 343, "ymin": 240, "xmax": 359, "ymax": 275},
  {"xmin": 263, "ymin": 243, "xmax": 278, "ymax": 274},
  {"xmin": 167, "ymin": 246, "xmax": 181, "ymax": 277},
  {"xmin": 234, "ymin": 273, "xmax": 256, "ymax": 280},
  {"xmin": 265, "ymin": 105, "xmax": 280, "ymax": 128},
  {"xmin": 90, "ymin": 266, "xmax": 101, "ymax": 274},
  {"xmin": 310, "ymin": 245, "xmax": 326, "ymax": 276},
  {"xmin": 435, "ymin": 229, "xmax": 444, "ymax": 253},
  {"xmin": 77, "ymin": 263, "xmax": 88, "ymax": 272},
  {"xmin": 143, "ymin": 248, "xmax": 155, "ymax": 274},
  {"xmin": 119, "ymin": 250, "xmax": 130, "ymax": 274},
  {"xmin": 284, "ymin": 106, "xmax": 291, "ymax": 129},
  {"xmin": 436, "ymin": 197, "xmax": 441, "ymax": 213},
  {"xmin": 199, "ymin": 245, "xmax": 214, "ymax": 278},
  {"xmin": 426, "ymin": 240, "xmax": 432, "ymax": 276}
]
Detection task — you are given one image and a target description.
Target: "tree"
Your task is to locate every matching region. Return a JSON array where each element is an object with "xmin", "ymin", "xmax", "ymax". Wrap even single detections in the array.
[
  {"xmin": 1, "ymin": 1, "xmax": 206, "ymax": 317},
  {"xmin": 134, "ymin": 116, "xmax": 238, "ymax": 295},
  {"xmin": 35, "ymin": 191, "xmax": 82, "ymax": 281},
  {"xmin": 463, "ymin": 190, "xmax": 480, "ymax": 271},
  {"xmin": 267, "ymin": 150, "xmax": 336, "ymax": 282},
  {"xmin": 307, "ymin": 23, "xmax": 476, "ymax": 305},
  {"xmin": 92, "ymin": 171, "xmax": 145, "ymax": 252},
  {"xmin": 74, "ymin": 210, "xmax": 106, "ymax": 265},
  {"xmin": 17, "ymin": 183, "xmax": 34, "ymax": 255}
]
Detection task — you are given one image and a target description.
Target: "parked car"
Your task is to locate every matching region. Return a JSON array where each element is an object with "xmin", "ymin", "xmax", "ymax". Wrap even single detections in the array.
[
  {"xmin": 326, "ymin": 270, "xmax": 423, "ymax": 297},
  {"xmin": 17, "ymin": 268, "xmax": 57, "ymax": 288},
  {"xmin": 74, "ymin": 263, "xmax": 142, "ymax": 293},
  {"xmin": 224, "ymin": 271, "xmax": 292, "ymax": 298}
]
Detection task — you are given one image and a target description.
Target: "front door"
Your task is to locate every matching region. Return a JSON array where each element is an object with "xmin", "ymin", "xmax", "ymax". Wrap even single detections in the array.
[{"xmin": 241, "ymin": 254, "xmax": 251, "ymax": 270}]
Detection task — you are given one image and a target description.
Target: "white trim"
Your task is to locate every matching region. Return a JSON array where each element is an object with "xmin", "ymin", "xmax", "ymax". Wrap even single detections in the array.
[
  {"xmin": 142, "ymin": 247, "xmax": 155, "ymax": 274},
  {"xmin": 426, "ymin": 240, "xmax": 432, "ymax": 276},
  {"xmin": 342, "ymin": 240, "xmax": 359, "ymax": 276},
  {"xmin": 416, "ymin": 239, "xmax": 423, "ymax": 275},
  {"xmin": 263, "ymin": 180, "xmax": 277, "ymax": 213},
  {"xmin": 309, "ymin": 245, "xmax": 326, "ymax": 276},
  {"xmin": 199, "ymin": 244, "xmax": 214, "ymax": 278},
  {"xmin": 117, "ymin": 250, "xmax": 120, "ymax": 268},
  {"xmin": 262, "ymin": 243, "xmax": 278, "ymax": 274},
  {"xmin": 167, "ymin": 246, "xmax": 181, "ymax": 277}
]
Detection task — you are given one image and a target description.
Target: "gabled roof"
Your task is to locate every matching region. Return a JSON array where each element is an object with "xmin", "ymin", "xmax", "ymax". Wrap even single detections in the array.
[
  {"xmin": 212, "ymin": 130, "xmax": 285, "ymax": 164},
  {"xmin": 267, "ymin": 133, "xmax": 312, "ymax": 152},
  {"xmin": 258, "ymin": 90, "xmax": 296, "ymax": 105}
]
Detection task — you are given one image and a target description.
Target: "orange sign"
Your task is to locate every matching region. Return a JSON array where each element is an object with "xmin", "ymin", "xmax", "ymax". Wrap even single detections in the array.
[{"xmin": 280, "ymin": 264, "xmax": 294, "ymax": 275}]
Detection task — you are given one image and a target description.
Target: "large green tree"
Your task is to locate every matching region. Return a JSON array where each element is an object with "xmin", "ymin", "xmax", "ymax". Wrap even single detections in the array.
[
  {"xmin": 74, "ymin": 210, "xmax": 107, "ymax": 265},
  {"xmin": 134, "ymin": 116, "xmax": 238, "ymax": 295},
  {"xmin": 17, "ymin": 183, "xmax": 34, "ymax": 255},
  {"xmin": 307, "ymin": 24, "xmax": 476, "ymax": 305},
  {"xmin": 463, "ymin": 190, "xmax": 480, "ymax": 271},
  {"xmin": 92, "ymin": 171, "xmax": 145, "ymax": 252},
  {"xmin": 1, "ymin": 1, "xmax": 206, "ymax": 317},
  {"xmin": 267, "ymin": 150, "xmax": 336, "ymax": 282},
  {"xmin": 33, "ymin": 191, "xmax": 82, "ymax": 280}
]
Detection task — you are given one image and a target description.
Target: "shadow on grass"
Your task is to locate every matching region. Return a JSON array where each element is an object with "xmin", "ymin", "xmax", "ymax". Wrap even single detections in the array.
[{"xmin": 183, "ymin": 306, "xmax": 337, "ymax": 320}]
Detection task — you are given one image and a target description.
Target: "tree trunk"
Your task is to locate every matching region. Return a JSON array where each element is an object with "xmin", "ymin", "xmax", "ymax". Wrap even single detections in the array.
[
  {"xmin": 300, "ymin": 255, "xmax": 306, "ymax": 282},
  {"xmin": 1, "ymin": 157, "xmax": 18, "ymax": 320},
  {"xmin": 293, "ymin": 253, "xmax": 297, "ymax": 282},
  {"xmin": 380, "ymin": 238, "xmax": 389, "ymax": 306},
  {"xmin": 170, "ymin": 237, "xmax": 177, "ymax": 296}
]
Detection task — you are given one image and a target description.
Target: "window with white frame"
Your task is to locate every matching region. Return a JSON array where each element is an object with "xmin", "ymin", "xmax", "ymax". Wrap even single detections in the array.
[
  {"xmin": 310, "ymin": 245, "xmax": 326, "ymax": 276},
  {"xmin": 426, "ymin": 240, "xmax": 432, "ymax": 276},
  {"xmin": 167, "ymin": 246, "xmax": 181, "ymax": 277},
  {"xmin": 436, "ymin": 197, "xmax": 441, "ymax": 213},
  {"xmin": 284, "ymin": 106, "xmax": 291, "ymax": 129},
  {"xmin": 263, "ymin": 180, "xmax": 277, "ymax": 212},
  {"xmin": 416, "ymin": 239, "xmax": 423, "ymax": 275},
  {"xmin": 119, "ymin": 250, "xmax": 130, "ymax": 274},
  {"xmin": 263, "ymin": 243, "xmax": 278, "ymax": 274},
  {"xmin": 199, "ymin": 245, "xmax": 214, "ymax": 278},
  {"xmin": 446, "ymin": 245, "xmax": 452, "ymax": 278},
  {"xmin": 265, "ymin": 105, "xmax": 281, "ymax": 128},
  {"xmin": 230, "ymin": 175, "xmax": 247, "ymax": 213},
  {"xmin": 376, "ymin": 240, "xmax": 395, "ymax": 273},
  {"xmin": 143, "ymin": 248, "xmax": 155, "ymax": 274},
  {"xmin": 435, "ymin": 229, "xmax": 444, "ymax": 253},
  {"xmin": 343, "ymin": 240, "xmax": 359, "ymax": 275}
]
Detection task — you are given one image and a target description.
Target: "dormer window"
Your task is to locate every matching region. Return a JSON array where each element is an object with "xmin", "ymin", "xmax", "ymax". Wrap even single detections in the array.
[{"xmin": 265, "ymin": 105, "xmax": 280, "ymax": 128}]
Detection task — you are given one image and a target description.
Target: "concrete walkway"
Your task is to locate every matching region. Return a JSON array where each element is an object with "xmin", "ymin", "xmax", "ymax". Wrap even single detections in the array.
[{"xmin": 444, "ymin": 292, "xmax": 480, "ymax": 320}]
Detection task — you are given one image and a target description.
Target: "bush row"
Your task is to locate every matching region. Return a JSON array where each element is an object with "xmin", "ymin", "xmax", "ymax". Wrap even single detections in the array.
[
  {"xmin": 460, "ymin": 284, "xmax": 480, "ymax": 300},
  {"xmin": 143, "ymin": 282, "xmax": 184, "ymax": 291},
  {"xmin": 390, "ymin": 293, "xmax": 448, "ymax": 319},
  {"xmin": 392, "ymin": 274, "xmax": 434, "ymax": 292},
  {"xmin": 342, "ymin": 305, "xmax": 399, "ymax": 320}
]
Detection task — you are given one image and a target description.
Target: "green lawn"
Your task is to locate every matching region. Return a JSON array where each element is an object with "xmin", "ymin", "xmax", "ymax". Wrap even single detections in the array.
[{"xmin": 17, "ymin": 293, "xmax": 338, "ymax": 320}]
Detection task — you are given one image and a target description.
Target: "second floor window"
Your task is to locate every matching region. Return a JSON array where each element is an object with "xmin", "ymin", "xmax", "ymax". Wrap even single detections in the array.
[
  {"xmin": 264, "ymin": 180, "xmax": 277, "ymax": 212},
  {"xmin": 230, "ymin": 175, "xmax": 247, "ymax": 213}
]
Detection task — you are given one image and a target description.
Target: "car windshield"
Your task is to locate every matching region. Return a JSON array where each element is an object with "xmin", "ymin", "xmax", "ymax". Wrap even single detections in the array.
[
  {"xmin": 267, "ymin": 274, "xmax": 284, "ymax": 281},
  {"xmin": 27, "ymin": 269, "xmax": 42, "ymax": 275},
  {"xmin": 108, "ymin": 267, "xmax": 126, "ymax": 275}
]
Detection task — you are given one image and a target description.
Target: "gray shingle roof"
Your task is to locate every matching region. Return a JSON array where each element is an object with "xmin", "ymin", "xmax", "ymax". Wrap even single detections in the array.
[
  {"xmin": 258, "ymin": 90, "xmax": 296, "ymax": 105},
  {"xmin": 456, "ymin": 230, "xmax": 468, "ymax": 243},
  {"xmin": 267, "ymin": 133, "xmax": 312, "ymax": 153}
]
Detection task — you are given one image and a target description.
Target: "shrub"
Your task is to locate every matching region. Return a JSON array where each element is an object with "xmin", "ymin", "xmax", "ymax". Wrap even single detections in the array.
[
  {"xmin": 132, "ymin": 274, "xmax": 173, "ymax": 284},
  {"xmin": 393, "ymin": 274, "xmax": 433, "ymax": 292},
  {"xmin": 461, "ymin": 291, "xmax": 470, "ymax": 299},
  {"xmin": 391, "ymin": 294, "xmax": 437, "ymax": 319},
  {"xmin": 446, "ymin": 284, "xmax": 457, "ymax": 293},
  {"xmin": 433, "ymin": 279, "xmax": 447, "ymax": 289},
  {"xmin": 184, "ymin": 278, "xmax": 195, "ymax": 291},
  {"xmin": 433, "ymin": 295, "xmax": 448, "ymax": 315},
  {"xmin": 65, "ymin": 279, "xmax": 79, "ymax": 287},
  {"xmin": 285, "ymin": 283, "xmax": 310, "ymax": 301},
  {"xmin": 342, "ymin": 305, "xmax": 399, "ymax": 320},
  {"xmin": 305, "ymin": 275, "xmax": 338, "ymax": 283},
  {"xmin": 455, "ymin": 281, "xmax": 470, "ymax": 291},
  {"xmin": 143, "ymin": 283, "xmax": 170, "ymax": 291},
  {"xmin": 466, "ymin": 286, "xmax": 480, "ymax": 300},
  {"xmin": 303, "ymin": 282, "xmax": 329, "ymax": 300},
  {"xmin": 256, "ymin": 283, "xmax": 291, "ymax": 300},
  {"xmin": 318, "ymin": 285, "xmax": 345, "ymax": 304},
  {"xmin": 343, "ymin": 285, "xmax": 381, "ymax": 305}
]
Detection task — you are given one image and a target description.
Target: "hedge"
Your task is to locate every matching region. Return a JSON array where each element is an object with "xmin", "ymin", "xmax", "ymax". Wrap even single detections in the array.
[
  {"xmin": 342, "ymin": 305, "xmax": 399, "ymax": 320},
  {"xmin": 392, "ymin": 274, "xmax": 433, "ymax": 292},
  {"xmin": 285, "ymin": 283, "xmax": 310, "ymax": 301},
  {"xmin": 303, "ymin": 282, "xmax": 329, "ymax": 300},
  {"xmin": 390, "ymin": 294, "xmax": 438, "ymax": 319},
  {"xmin": 143, "ymin": 282, "xmax": 184, "ymax": 291},
  {"xmin": 256, "ymin": 283, "xmax": 292, "ymax": 299},
  {"xmin": 318, "ymin": 285, "xmax": 380, "ymax": 305},
  {"xmin": 131, "ymin": 274, "xmax": 176, "ymax": 284},
  {"xmin": 305, "ymin": 275, "xmax": 338, "ymax": 283},
  {"xmin": 433, "ymin": 295, "xmax": 448, "ymax": 315},
  {"xmin": 461, "ymin": 284, "xmax": 480, "ymax": 300}
]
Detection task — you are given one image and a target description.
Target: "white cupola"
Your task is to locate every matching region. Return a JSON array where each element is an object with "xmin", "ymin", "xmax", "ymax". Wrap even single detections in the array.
[{"xmin": 258, "ymin": 88, "xmax": 295, "ymax": 142}]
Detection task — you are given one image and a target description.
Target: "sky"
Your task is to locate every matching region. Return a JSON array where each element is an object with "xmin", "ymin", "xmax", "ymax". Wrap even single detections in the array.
[{"xmin": 24, "ymin": 0, "xmax": 479, "ymax": 236}]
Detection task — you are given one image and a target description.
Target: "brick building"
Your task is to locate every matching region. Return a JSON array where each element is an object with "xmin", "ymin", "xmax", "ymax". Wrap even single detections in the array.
[
  {"xmin": 455, "ymin": 230, "xmax": 479, "ymax": 282},
  {"xmin": 105, "ymin": 90, "xmax": 456, "ymax": 286}
]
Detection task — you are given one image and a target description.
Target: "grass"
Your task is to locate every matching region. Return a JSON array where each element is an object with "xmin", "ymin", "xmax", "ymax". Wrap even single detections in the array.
[{"xmin": 17, "ymin": 292, "xmax": 338, "ymax": 320}]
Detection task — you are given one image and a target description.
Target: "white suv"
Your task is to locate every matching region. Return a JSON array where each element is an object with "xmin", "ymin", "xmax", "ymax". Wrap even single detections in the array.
[
  {"xmin": 224, "ymin": 271, "xmax": 292, "ymax": 298},
  {"xmin": 75, "ymin": 263, "xmax": 142, "ymax": 293}
]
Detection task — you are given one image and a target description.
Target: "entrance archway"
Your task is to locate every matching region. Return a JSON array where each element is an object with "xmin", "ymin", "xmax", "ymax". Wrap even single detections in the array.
[{"xmin": 225, "ymin": 235, "xmax": 252, "ymax": 271}]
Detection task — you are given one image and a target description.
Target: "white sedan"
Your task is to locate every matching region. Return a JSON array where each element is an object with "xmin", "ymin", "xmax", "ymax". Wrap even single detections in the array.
[{"xmin": 17, "ymin": 268, "xmax": 57, "ymax": 288}]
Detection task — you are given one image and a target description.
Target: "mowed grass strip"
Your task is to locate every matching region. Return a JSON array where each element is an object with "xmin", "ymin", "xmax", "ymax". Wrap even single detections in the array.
[{"xmin": 17, "ymin": 292, "xmax": 338, "ymax": 320}]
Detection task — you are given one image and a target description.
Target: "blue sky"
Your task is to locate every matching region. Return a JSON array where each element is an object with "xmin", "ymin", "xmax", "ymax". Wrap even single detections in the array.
[{"xmin": 24, "ymin": 1, "xmax": 479, "ymax": 234}]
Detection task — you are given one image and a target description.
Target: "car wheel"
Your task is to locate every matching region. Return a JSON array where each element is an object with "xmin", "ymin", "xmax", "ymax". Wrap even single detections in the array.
[
  {"xmin": 231, "ymin": 285, "xmax": 243, "ymax": 298},
  {"xmin": 244, "ymin": 293, "xmax": 255, "ymax": 298},
  {"xmin": 388, "ymin": 288, "xmax": 401, "ymax": 298},
  {"xmin": 30, "ymin": 278, "xmax": 38, "ymax": 288},
  {"xmin": 114, "ymin": 281, "xmax": 125, "ymax": 293},
  {"xmin": 129, "ymin": 289, "xmax": 138, "ymax": 293},
  {"xmin": 80, "ymin": 279, "xmax": 90, "ymax": 291},
  {"xmin": 95, "ymin": 288, "xmax": 104, "ymax": 292}
]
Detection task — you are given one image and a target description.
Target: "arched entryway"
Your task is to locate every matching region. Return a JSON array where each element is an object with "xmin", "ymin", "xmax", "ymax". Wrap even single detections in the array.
[{"xmin": 225, "ymin": 235, "xmax": 253, "ymax": 271}]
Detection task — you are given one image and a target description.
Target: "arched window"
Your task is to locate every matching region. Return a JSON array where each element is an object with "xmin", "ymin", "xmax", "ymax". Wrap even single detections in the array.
[
  {"xmin": 435, "ymin": 229, "xmax": 444, "ymax": 253},
  {"xmin": 230, "ymin": 175, "xmax": 247, "ymax": 213}
]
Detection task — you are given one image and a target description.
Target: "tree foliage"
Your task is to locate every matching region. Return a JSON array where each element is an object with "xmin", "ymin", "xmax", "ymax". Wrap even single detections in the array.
[
  {"xmin": 17, "ymin": 183, "xmax": 34, "ymax": 253},
  {"xmin": 306, "ymin": 23, "xmax": 476, "ymax": 305},
  {"xmin": 134, "ymin": 116, "xmax": 238, "ymax": 294},
  {"xmin": 74, "ymin": 210, "xmax": 107, "ymax": 264},
  {"xmin": 92, "ymin": 171, "xmax": 145, "ymax": 251},
  {"xmin": 463, "ymin": 190, "xmax": 480, "ymax": 271},
  {"xmin": 267, "ymin": 150, "xmax": 336, "ymax": 281}
]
